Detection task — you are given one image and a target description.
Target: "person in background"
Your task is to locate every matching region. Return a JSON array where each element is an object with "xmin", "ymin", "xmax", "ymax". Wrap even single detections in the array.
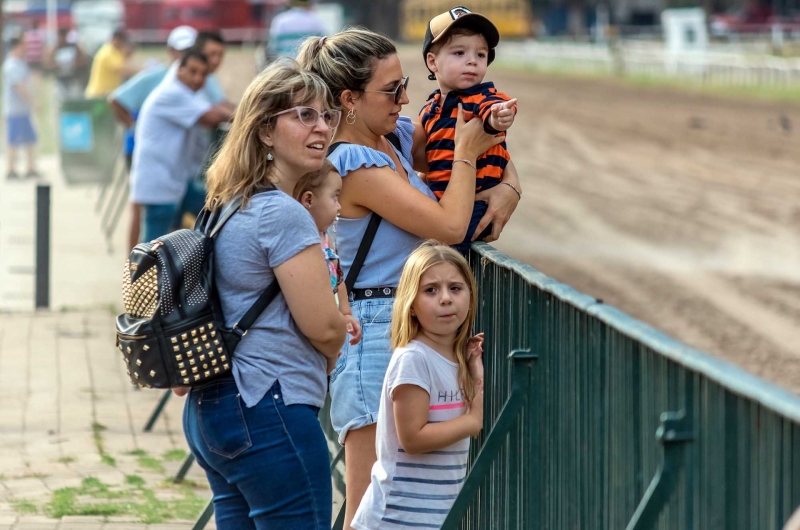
[
  {"xmin": 129, "ymin": 50, "xmax": 232, "ymax": 243},
  {"xmin": 265, "ymin": 0, "xmax": 327, "ymax": 62},
  {"xmin": 3, "ymin": 38, "xmax": 39, "ymax": 180},
  {"xmin": 23, "ymin": 20, "xmax": 46, "ymax": 72},
  {"xmin": 47, "ymin": 27, "xmax": 90, "ymax": 100},
  {"xmin": 109, "ymin": 25, "xmax": 198, "ymax": 250},
  {"xmin": 85, "ymin": 28, "xmax": 138, "ymax": 98},
  {"xmin": 189, "ymin": 31, "xmax": 235, "ymax": 111}
]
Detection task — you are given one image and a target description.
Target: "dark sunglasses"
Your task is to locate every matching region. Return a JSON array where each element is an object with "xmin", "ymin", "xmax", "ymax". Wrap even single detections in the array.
[{"xmin": 363, "ymin": 76, "xmax": 410, "ymax": 105}]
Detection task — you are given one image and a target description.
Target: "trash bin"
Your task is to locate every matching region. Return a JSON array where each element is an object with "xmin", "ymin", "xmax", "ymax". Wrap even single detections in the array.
[{"xmin": 59, "ymin": 98, "xmax": 120, "ymax": 185}]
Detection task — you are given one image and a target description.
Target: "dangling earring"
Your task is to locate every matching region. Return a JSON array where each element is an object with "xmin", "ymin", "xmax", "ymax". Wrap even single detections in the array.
[
  {"xmin": 346, "ymin": 109, "xmax": 356, "ymax": 125},
  {"xmin": 266, "ymin": 150, "xmax": 274, "ymax": 161}
]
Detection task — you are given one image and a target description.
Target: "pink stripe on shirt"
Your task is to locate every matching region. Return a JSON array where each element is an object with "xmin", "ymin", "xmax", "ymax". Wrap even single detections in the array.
[{"xmin": 429, "ymin": 402, "xmax": 465, "ymax": 411}]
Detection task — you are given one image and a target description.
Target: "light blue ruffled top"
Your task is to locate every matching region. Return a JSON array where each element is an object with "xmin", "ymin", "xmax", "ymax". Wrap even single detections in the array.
[{"xmin": 328, "ymin": 117, "xmax": 437, "ymax": 289}]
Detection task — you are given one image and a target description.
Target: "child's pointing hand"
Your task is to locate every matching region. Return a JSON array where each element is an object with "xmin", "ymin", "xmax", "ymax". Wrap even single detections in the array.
[{"xmin": 489, "ymin": 98, "xmax": 518, "ymax": 132}]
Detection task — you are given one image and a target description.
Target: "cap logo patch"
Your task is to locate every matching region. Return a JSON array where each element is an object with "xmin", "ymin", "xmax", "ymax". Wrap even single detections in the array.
[{"xmin": 449, "ymin": 6, "xmax": 472, "ymax": 19}]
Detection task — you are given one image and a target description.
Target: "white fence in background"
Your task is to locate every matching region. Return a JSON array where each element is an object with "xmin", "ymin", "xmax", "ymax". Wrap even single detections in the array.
[{"xmin": 496, "ymin": 40, "xmax": 800, "ymax": 86}]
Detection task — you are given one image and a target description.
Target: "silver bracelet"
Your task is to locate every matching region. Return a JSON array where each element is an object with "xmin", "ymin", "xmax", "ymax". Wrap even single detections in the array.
[
  {"xmin": 453, "ymin": 158, "xmax": 477, "ymax": 171},
  {"xmin": 500, "ymin": 181, "xmax": 522, "ymax": 199}
]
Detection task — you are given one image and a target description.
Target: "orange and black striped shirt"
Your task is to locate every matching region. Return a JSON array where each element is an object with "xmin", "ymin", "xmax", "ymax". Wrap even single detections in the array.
[{"xmin": 419, "ymin": 82, "xmax": 512, "ymax": 199}]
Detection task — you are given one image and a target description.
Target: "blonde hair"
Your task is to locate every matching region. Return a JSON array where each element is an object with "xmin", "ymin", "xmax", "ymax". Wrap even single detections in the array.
[
  {"xmin": 205, "ymin": 60, "xmax": 333, "ymax": 210},
  {"xmin": 296, "ymin": 28, "xmax": 396, "ymax": 109},
  {"xmin": 391, "ymin": 241, "xmax": 479, "ymax": 403},
  {"xmin": 292, "ymin": 159, "xmax": 336, "ymax": 200}
]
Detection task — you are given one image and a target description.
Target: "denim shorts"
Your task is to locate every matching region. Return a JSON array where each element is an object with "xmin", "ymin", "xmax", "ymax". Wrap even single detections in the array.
[
  {"xmin": 328, "ymin": 297, "xmax": 394, "ymax": 445},
  {"xmin": 183, "ymin": 377, "xmax": 331, "ymax": 529}
]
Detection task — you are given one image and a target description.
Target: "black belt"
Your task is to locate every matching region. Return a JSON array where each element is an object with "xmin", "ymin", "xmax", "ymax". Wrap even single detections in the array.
[{"xmin": 350, "ymin": 287, "xmax": 397, "ymax": 301}]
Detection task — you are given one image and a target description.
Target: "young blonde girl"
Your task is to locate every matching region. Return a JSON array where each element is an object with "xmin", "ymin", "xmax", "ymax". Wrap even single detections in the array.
[
  {"xmin": 294, "ymin": 160, "xmax": 362, "ymax": 370},
  {"xmin": 352, "ymin": 240, "xmax": 484, "ymax": 530}
]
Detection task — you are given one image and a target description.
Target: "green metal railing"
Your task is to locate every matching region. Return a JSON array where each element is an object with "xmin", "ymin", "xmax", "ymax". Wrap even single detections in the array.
[
  {"xmin": 191, "ymin": 242, "xmax": 800, "ymax": 529},
  {"xmin": 438, "ymin": 242, "xmax": 800, "ymax": 530}
]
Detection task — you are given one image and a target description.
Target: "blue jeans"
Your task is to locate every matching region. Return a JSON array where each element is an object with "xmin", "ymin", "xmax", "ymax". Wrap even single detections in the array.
[
  {"xmin": 183, "ymin": 378, "xmax": 332, "ymax": 530},
  {"xmin": 329, "ymin": 297, "xmax": 394, "ymax": 444},
  {"xmin": 140, "ymin": 179, "xmax": 206, "ymax": 243}
]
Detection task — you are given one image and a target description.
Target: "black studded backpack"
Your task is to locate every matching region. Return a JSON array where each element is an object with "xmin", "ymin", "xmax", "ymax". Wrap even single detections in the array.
[{"xmin": 115, "ymin": 192, "xmax": 280, "ymax": 389}]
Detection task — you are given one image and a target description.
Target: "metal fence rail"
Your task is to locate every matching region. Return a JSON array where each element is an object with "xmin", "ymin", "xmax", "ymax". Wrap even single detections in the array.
[{"xmin": 443, "ymin": 242, "xmax": 800, "ymax": 530}]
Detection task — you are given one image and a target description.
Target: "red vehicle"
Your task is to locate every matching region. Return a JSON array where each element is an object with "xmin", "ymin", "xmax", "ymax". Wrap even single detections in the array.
[{"xmin": 122, "ymin": 0, "xmax": 281, "ymax": 42}]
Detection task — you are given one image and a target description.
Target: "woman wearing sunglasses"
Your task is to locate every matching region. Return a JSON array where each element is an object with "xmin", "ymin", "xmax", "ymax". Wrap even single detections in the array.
[
  {"xmin": 298, "ymin": 29, "xmax": 522, "ymax": 529},
  {"xmin": 181, "ymin": 60, "xmax": 347, "ymax": 529}
]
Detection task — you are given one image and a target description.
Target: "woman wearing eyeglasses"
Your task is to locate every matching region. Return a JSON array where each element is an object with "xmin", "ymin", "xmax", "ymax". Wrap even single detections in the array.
[
  {"xmin": 180, "ymin": 60, "xmax": 347, "ymax": 529},
  {"xmin": 297, "ymin": 29, "xmax": 521, "ymax": 529}
]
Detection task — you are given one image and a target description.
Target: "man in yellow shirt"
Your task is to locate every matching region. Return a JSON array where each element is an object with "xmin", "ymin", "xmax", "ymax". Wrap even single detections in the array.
[{"xmin": 85, "ymin": 29, "xmax": 136, "ymax": 98}]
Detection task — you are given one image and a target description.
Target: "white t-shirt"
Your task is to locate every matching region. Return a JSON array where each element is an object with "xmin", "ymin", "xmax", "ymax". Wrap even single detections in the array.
[
  {"xmin": 267, "ymin": 7, "xmax": 327, "ymax": 59},
  {"xmin": 352, "ymin": 340, "xmax": 471, "ymax": 530},
  {"xmin": 129, "ymin": 76, "xmax": 212, "ymax": 205}
]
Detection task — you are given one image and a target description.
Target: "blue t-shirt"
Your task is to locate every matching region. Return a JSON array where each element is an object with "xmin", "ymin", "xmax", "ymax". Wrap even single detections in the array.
[
  {"xmin": 213, "ymin": 191, "xmax": 326, "ymax": 408},
  {"xmin": 111, "ymin": 65, "xmax": 169, "ymax": 114},
  {"xmin": 328, "ymin": 117, "xmax": 436, "ymax": 289},
  {"xmin": 2, "ymin": 57, "xmax": 31, "ymax": 117}
]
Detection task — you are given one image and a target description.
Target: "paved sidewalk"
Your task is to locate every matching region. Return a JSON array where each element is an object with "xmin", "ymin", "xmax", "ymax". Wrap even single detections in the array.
[
  {"xmin": 0, "ymin": 156, "xmax": 216, "ymax": 529},
  {"xmin": 0, "ymin": 156, "xmax": 344, "ymax": 528}
]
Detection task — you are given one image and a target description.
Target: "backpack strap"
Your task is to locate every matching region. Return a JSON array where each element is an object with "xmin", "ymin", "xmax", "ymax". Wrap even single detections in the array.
[
  {"xmin": 206, "ymin": 191, "xmax": 281, "ymax": 337},
  {"xmin": 385, "ymin": 131, "xmax": 401, "ymax": 152},
  {"xmin": 344, "ymin": 213, "xmax": 381, "ymax": 292},
  {"xmin": 232, "ymin": 280, "xmax": 281, "ymax": 336},
  {"xmin": 209, "ymin": 200, "xmax": 241, "ymax": 238}
]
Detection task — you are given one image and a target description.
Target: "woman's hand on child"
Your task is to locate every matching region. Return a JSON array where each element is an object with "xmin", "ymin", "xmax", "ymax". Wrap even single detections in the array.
[
  {"xmin": 344, "ymin": 314, "xmax": 362, "ymax": 345},
  {"xmin": 489, "ymin": 98, "xmax": 518, "ymax": 132},
  {"xmin": 453, "ymin": 103, "xmax": 505, "ymax": 162},
  {"xmin": 473, "ymin": 180, "xmax": 520, "ymax": 243}
]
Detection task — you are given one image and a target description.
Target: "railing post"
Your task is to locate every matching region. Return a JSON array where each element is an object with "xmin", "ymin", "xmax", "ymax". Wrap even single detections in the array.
[
  {"xmin": 626, "ymin": 399, "xmax": 695, "ymax": 530},
  {"xmin": 191, "ymin": 499, "xmax": 214, "ymax": 530},
  {"xmin": 143, "ymin": 390, "xmax": 172, "ymax": 432},
  {"xmin": 173, "ymin": 452, "xmax": 196, "ymax": 483},
  {"xmin": 440, "ymin": 349, "xmax": 537, "ymax": 530},
  {"xmin": 35, "ymin": 184, "xmax": 51, "ymax": 309}
]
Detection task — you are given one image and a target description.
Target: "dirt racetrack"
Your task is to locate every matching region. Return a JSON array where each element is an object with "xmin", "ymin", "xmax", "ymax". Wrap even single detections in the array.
[{"xmin": 218, "ymin": 47, "xmax": 800, "ymax": 394}]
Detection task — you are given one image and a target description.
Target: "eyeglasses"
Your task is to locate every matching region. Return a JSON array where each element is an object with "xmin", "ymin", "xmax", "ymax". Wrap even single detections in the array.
[
  {"xmin": 273, "ymin": 106, "xmax": 342, "ymax": 128},
  {"xmin": 363, "ymin": 76, "xmax": 410, "ymax": 105}
]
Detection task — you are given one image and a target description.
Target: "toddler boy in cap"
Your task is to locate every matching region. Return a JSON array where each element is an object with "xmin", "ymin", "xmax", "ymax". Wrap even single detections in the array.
[{"xmin": 420, "ymin": 5, "xmax": 518, "ymax": 253}]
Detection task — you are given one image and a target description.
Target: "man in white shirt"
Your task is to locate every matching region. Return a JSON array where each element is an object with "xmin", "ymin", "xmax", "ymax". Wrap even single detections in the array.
[
  {"xmin": 109, "ymin": 25, "xmax": 197, "ymax": 250},
  {"xmin": 129, "ymin": 50, "xmax": 231, "ymax": 243},
  {"xmin": 266, "ymin": 0, "xmax": 327, "ymax": 61}
]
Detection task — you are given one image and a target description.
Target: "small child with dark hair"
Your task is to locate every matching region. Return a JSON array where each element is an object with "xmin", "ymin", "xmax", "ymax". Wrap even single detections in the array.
[
  {"xmin": 293, "ymin": 160, "xmax": 362, "ymax": 371},
  {"xmin": 419, "ymin": 6, "xmax": 519, "ymax": 253}
]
